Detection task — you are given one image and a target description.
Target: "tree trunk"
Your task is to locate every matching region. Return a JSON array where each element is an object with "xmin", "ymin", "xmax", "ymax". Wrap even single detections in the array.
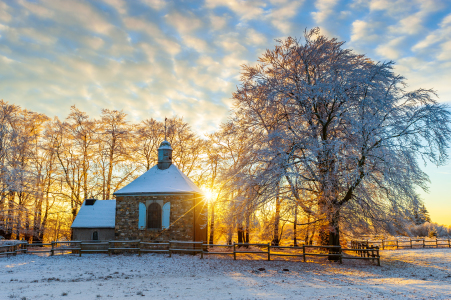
[
  {"xmin": 227, "ymin": 224, "xmax": 232, "ymax": 245},
  {"xmin": 271, "ymin": 194, "xmax": 280, "ymax": 246},
  {"xmin": 245, "ymin": 213, "xmax": 250, "ymax": 244},
  {"xmin": 83, "ymin": 146, "xmax": 88, "ymax": 200},
  {"xmin": 237, "ymin": 226, "xmax": 244, "ymax": 244},
  {"xmin": 322, "ymin": 209, "xmax": 340, "ymax": 261},
  {"xmin": 293, "ymin": 205, "xmax": 297, "ymax": 246},
  {"xmin": 0, "ymin": 193, "xmax": 5, "ymax": 237},
  {"xmin": 39, "ymin": 200, "xmax": 49, "ymax": 242},
  {"xmin": 5, "ymin": 192, "xmax": 14, "ymax": 239},
  {"xmin": 209, "ymin": 202, "xmax": 214, "ymax": 244},
  {"xmin": 106, "ymin": 137, "xmax": 116, "ymax": 200},
  {"xmin": 304, "ymin": 213, "xmax": 310, "ymax": 245}
]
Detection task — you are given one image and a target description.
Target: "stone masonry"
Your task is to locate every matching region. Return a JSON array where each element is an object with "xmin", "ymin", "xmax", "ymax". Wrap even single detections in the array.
[{"xmin": 115, "ymin": 194, "xmax": 207, "ymax": 241}]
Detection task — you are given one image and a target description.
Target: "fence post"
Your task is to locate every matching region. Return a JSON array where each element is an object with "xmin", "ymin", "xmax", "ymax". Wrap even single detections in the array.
[
  {"xmin": 233, "ymin": 243, "xmax": 236, "ymax": 260},
  {"xmin": 382, "ymin": 239, "xmax": 384, "ymax": 250},
  {"xmin": 200, "ymin": 241, "xmax": 203, "ymax": 259},
  {"xmin": 396, "ymin": 239, "xmax": 398, "ymax": 250},
  {"xmin": 267, "ymin": 243, "xmax": 271, "ymax": 261},
  {"xmin": 410, "ymin": 239, "xmax": 412, "ymax": 249},
  {"xmin": 79, "ymin": 242, "xmax": 83, "ymax": 257},
  {"xmin": 436, "ymin": 238, "xmax": 438, "ymax": 248},
  {"xmin": 51, "ymin": 241, "xmax": 55, "ymax": 256},
  {"xmin": 423, "ymin": 239, "xmax": 425, "ymax": 248},
  {"xmin": 169, "ymin": 241, "xmax": 172, "ymax": 258},
  {"xmin": 339, "ymin": 246, "xmax": 342, "ymax": 264},
  {"xmin": 376, "ymin": 247, "xmax": 380, "ymax": 266},
  {"xmin": 302, "ymin": 245, "xmax": 306, "ymax": 262}
]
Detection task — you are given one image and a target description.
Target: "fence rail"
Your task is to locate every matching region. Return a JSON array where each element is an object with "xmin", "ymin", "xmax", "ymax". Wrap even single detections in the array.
[
  {"xmin": 1, "ymin": 240, "xmax": 380, "ymax": 265},
  {"xmin": 352, "ymin": 238, "xmax": 451, "ymax": 250}
]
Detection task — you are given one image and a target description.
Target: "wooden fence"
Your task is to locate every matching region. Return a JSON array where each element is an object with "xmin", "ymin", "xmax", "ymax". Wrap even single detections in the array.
[
  {"xmin": 0, "ymin": 240, "xmax": 380, "ymax": 265},
  {"xmin": 352, "ymin": 238, "xmax": 451, "ymax": 250}
]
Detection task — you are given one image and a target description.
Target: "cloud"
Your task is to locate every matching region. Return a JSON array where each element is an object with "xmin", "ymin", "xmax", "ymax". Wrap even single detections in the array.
[
  {"xmin": 412, "ymin": 12, "xmax": 451, "ymax": 51},
  {"xmin": 437, "ymin": 40, "xmax": 451, "ymax": 61},
  {"xmin": 165, "ymin": 11, "xmax": 203, "ymax": 34},
  {"xmin": 0, "ymin": 0, "xmax": 450, "ymax": 141},
  {"xmin": 17, "ymin": 0, "xmax": 54, "ymax": 19},
  {"xmin": 140, "ymin": 0, "xmax": 166, "ymax": 11},
  {"xmin": 312, "ymin": 0, "xmax": 339, "ymax": 24},
  {"xmin": 209, "ymin": 14, "xmax": 228, "ymax": 31},
  {"xmin": 101, "ymin": 0, "xmax": 128, "ymax": 15},
  {"xmin": 246, "ymin": 29, "xmax": 267, "ymax": 45},
  {"xmin": 123, "ymin": 17, "xmax": 181, "ymax": 55},
  {"xmin": 217, "ymin": 33, "xmax": 247, "ymax": 53},
  {"xmin": 268, "ymin": 0, "xmax": 303, "ymax": 33},
  {"xmin": 204, "ymin": 0, "xmax": 267, "ymax": 20},
  {"xmin": 387, "ymin": 1, "xmax": 441, "ymax": 36},
  {"xmin": 0, "ymin": 2, "xmax": 12, "ymax": 22},
  {"xmin": 368, "ymin": 0, "xmax": 416, "ymax": 15},
  {"xmin": 38, "ymin": 0, "xmax": 115, "ymax": 35},
  {"xmin": 182, "ymin": 35, "xmax": 210, "ymax": 53},
  {"xmin": 391, "ymin": 15, "xmax": 423, "ymax": 35},
  {"xmin": 83, "ymin": 36, "xmax": 105, "ymax": 50},
  {"xmin": 376, "ymin": 37, "xmax": 405, "ymax": 59},
  {"xmin": 350, "ymin": 20, "xmax": 379, "ymax": 42}
]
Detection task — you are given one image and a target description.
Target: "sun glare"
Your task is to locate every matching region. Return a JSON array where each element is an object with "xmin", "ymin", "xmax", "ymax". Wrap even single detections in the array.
[{"xmin": 204, "ymin": 189, "xmax": 216, "ymax": 202}]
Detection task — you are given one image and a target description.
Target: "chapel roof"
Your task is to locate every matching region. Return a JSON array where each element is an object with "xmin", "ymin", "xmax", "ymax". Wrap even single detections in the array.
[
  {"xmin": 113, "ymin": 164, "xmax": 202, "ymax": 195},
  {"xmin": 71, "ymin": 199, "xmax": 116, "ymax": 228}
]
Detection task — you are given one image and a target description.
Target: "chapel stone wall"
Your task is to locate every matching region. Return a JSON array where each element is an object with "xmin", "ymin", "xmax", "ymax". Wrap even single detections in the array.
[{"xmin": 115, "ymin": 194, "xmax": 207, "ymax": 242}]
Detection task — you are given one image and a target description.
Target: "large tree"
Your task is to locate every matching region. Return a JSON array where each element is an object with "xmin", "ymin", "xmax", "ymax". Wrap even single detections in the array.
[{"xmin": 226, "ymin": 28, "xmax": 450, "ymax": 248}]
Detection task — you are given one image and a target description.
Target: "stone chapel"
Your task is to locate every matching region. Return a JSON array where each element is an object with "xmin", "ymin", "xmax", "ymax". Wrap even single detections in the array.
[{"xmin": 71, "ymin": 140, "xmax": 207, "ymax": 242}]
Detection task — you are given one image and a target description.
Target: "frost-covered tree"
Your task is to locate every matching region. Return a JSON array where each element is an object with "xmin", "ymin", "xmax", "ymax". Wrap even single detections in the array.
[{"xmin": 226, "ymin": 28, "xmax": 451, "ymax": 248}]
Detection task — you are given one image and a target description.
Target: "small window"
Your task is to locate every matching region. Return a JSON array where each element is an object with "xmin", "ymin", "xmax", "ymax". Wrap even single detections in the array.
[
  {"xmin": 147, "ymin": 203, "xmax": 162, "ymax": 229},
  {"xmin": 92, "ymin": 231, "xmax": 99, "ymax": 240}
]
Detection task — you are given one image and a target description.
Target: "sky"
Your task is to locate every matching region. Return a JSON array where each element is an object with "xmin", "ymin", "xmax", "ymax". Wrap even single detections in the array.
[{"xmin": 0, "ymin": 0, "xmax": 450, "ymax": 225}]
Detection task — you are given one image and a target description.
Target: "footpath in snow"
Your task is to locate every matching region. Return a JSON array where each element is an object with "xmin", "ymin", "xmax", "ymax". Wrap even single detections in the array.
[{"xmin": 1, "ymin": 248, "xmax": 451, "ymax": 299}]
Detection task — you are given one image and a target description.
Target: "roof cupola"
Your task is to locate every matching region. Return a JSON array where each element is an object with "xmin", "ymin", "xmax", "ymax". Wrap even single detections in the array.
[{"xmin": 157, "ymin": 140, "xmax": 172, "ymax": 170}]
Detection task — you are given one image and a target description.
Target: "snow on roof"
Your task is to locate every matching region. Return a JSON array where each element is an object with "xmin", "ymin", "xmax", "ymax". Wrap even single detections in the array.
[
  {"xmin": 114, "ymin": 164, "xmax": 202, "ymax": 195},
  {"xmin": 158, "ymin": 140, "xmax": 172, "ymax": 150},
  {"xmin": 71, "ymin": 200, "xmax": 116, "ymax": 228}
]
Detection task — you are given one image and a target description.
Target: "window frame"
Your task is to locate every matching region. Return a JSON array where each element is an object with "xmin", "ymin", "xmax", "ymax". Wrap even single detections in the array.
[{"xmin": 147, "ymin": 202, "xmax": 162, "ymax": 229}]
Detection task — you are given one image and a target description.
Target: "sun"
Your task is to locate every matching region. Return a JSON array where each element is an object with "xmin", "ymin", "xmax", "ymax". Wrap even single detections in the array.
[{"xmin": 203, "ymin": 189, "xmax": 216, "ymax": 202}]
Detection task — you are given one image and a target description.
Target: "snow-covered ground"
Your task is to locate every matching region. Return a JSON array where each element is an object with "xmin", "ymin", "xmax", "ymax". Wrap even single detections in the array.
[{"xmin": 1, "ymin": 248, "xmax": 450, "ymax": 299}]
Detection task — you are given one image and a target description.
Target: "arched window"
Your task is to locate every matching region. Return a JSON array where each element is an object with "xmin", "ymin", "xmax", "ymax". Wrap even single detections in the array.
[
  {"xmin": 92, "ymin": 231, "xmax": 99, "ymax": 240},
  {"xmin": 147, "ymin": 203, "xmax": 162, "ymax": 229}
]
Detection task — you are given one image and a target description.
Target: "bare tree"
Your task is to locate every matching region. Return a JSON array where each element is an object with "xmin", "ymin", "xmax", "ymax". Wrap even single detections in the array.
[
  {"xmin": 66, "ymin": 106, "xmax": 97, "ymax": 200},
  {"xmin": 99, "ymin": 109, "xmax": 131, "ymax": 200}
]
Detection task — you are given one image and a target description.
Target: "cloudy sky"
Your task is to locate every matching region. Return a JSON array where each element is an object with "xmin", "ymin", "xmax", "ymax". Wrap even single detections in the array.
[{"xmin": 1, "ymin": 0, "xmax": 451, "ymax": 224}]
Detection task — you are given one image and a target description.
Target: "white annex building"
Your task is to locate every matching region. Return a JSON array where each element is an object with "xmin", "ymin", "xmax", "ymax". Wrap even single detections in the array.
[{"xmin": 71, "ymin": 199, "xmax": 116, "ymax": 241}]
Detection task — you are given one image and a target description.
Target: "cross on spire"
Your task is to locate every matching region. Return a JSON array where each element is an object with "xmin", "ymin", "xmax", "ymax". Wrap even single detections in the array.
[{"xmin": 164, "ymin": 117, "xmax": 167, "ymax": 141}]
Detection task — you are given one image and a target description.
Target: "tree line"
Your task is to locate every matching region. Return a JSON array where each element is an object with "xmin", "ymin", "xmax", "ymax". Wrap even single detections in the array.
[
  {"xmin": 0, "ymin": 104, "xmax": 210, "ymax": 242},
  {"xmin": 1, "ymin": 28, "xmax": 450, "ymax": 245}
]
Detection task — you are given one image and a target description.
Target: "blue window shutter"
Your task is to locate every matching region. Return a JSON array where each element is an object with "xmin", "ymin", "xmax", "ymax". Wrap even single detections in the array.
[
  {"xmin": 162, "ymin": 202, "xmax": 170, "ymax": 229},
  {"xmin": 138, "ymin": 203, "xmax": 146, "ymax": 230}
]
